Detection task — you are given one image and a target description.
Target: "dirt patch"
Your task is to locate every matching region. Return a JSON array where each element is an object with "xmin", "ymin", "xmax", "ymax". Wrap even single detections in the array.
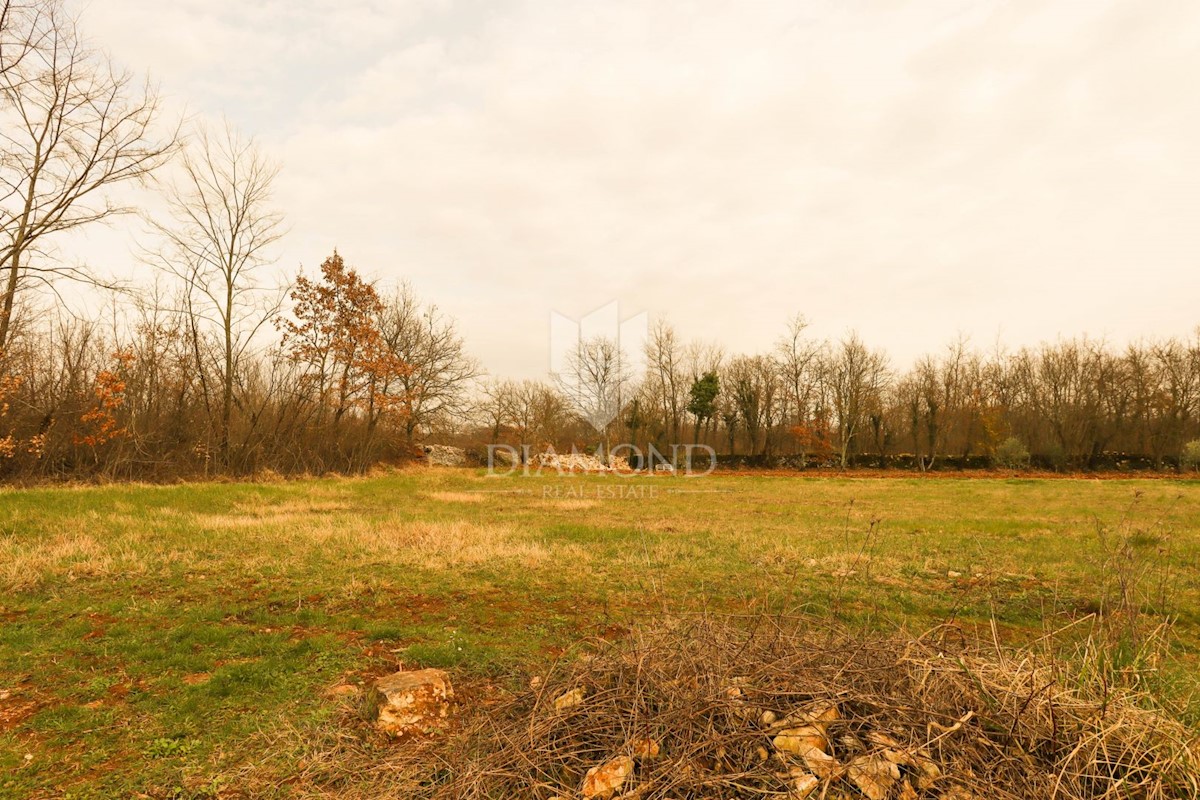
[{"xmin": 0, "ymin": 689, "xmax": 42, "ymax": 732}]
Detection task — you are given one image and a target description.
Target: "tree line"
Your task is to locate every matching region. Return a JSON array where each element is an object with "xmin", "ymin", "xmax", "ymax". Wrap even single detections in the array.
[
  {"xmin": 478, "ymin": 319, "xmax": 1200, "ymax": 472},
  {"xmin": 2, "ymin": 1, "xmax": 1198, "ymax": 480}
]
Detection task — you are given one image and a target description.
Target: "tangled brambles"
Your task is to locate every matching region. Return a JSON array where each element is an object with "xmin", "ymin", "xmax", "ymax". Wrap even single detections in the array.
[{"xmin": 437, "ymin": 616, "xmax": 1198, "ymax": 800}]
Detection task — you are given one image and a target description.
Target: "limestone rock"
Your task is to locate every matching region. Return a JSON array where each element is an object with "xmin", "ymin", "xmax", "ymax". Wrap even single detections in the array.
[
  {"xmin": 554, "ymin": 687, "xmax": 587, "ymax": 711},
  {"xmin": 913, "ymin": 753, "xmax": 942, "ymax": 789},
  {"xmin": 863, "ymin": 730, "xmax": 941, "ymax": 789},
  {"xmin": 772, "ymin": 701, "xmax": 840, "ymax": 731},
  {"xmin": 534, "ymin": 452, "xmax": 632, "ymax": 473},
  {"xmin": 847, "ymin": 753, "xmax": 901, "ymax": 800},
  {"xmin": 787, "ymin": 768, "xmax": 820, "ymax": 798},
  {"xmin": 838, "ymin": 732, "xmax": 866, "ymax": 752},
  {"xmin": 581, "ymin": 755, "xmax": 635, "ymax": 799},
  {"xmin": 867, "ymin": 730, "xmax": 912, "ymax": 767},
  {"xmin": 772, "ymin": 701, "xmax": 839, "ymax": 761},
  {"xmin": 795, "ymin": 745, "xmax": 841, "ymax": 780},
  {"xmin": 422, "ymin": 444, "xmax": 466, "ymax": 467},
  {"xmin": 631, "ymin": 737, "xmax": 661, "ymax": 759},
  {"xmin": 773, "ymin": 725, "xmax": 829, "ymax": 756},
  {"xmin": 372, "ymin": 668, "xmax": 453, "ymax": 737}
]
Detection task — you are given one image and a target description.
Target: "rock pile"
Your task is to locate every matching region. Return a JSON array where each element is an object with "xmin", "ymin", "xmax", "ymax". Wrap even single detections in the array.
[
  {"xmin": 533, "ymin": 452, "xmax": 632, "ymax": 473},
  {"xmin": 423, "ymin": 444, "xmax": 466, "ymax": 467},
  {"xmin": 550, "ymin": 689, "xmax": 960, "ymax": 800}
]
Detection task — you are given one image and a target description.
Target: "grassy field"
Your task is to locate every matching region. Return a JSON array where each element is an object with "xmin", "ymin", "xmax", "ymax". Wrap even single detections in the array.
[{"xmin": 1, "ymin": 470, "xmax": 1197, "ymax": 798}]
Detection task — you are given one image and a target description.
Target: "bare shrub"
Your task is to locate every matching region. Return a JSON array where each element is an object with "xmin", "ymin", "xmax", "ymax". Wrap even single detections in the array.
[
  {"xmin": 1181, "ymin": 440, "xmax": 1200, "ymax": 472},
  {"xmin": 993, "ymin": 436, "xmax": 1031, "ymax": 469}
]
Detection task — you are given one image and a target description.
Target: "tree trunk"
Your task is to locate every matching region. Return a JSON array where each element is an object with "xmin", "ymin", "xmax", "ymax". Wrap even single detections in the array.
[
  {"xmin": 0, "ymin": 251, "xmax": 20, "ymax": 355},
  {"xmin": 221, "ymin": 284, "xmax": 233, "ymax": 466}
]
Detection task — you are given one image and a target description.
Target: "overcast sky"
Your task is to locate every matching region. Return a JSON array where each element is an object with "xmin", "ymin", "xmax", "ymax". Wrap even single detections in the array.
[{"xmin": 73, "ymin": 0, "xmax": 1200, "ymax": 378}]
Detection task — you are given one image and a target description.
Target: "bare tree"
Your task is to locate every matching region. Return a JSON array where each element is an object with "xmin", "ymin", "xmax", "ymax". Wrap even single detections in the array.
[
  {"xmin": 1, "ymin": 1, "xmax": 52, "ymax": 84},
  {"xmin": 1, "ymin": 1, "xmax": 28, "ymax": 77},
  {"xmin": 0, "ymin": 0, "xmax": 176, "ymax": 354},
  {"xmin": 775, "ymin": 314, "xmax": 821, "ymax": 453},
  {"xmin": 716, "ymin": 376, "xmax": 739, "ymax": 455},
  {"xmin": 0, "ymin": 2, "xmax": 18, "ymax": 72},
  {"xmin": 726, "ymin": 356, "xmax": 758, "ymax": 454},
  {"xmin": 478, "ymin": 378, "xmax": 516, "ymax": 444},
  {"xmin": 727, "ymin": 354, "xmax": 781, "ymax": 456},
  {"xmin": 144, "ymin": 121, "xmax": 284, "ymax": 464},
  {"xmin": 821, "ymin": 332, "xmax": 889, "ymax": 468},
  {"xmin": 377, "ymin": 282, "xmax": 479, "ymax": 443},
  {"xmin": 513, "ymin": 380, "xmax": 571, "ymax": 452},
  {"xmin": 644, "ymin": 319, "xmax": 685, "ymax": 445},
  {"xmin": 556, "ymin": 335, "xmax": 633, "ymax": 463}
]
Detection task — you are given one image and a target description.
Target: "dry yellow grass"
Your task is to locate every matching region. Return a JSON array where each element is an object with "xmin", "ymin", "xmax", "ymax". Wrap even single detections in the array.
[
  {"xmin": 0, "ymin": 491, "xmax": 595, "ymax": 592},
  {"xmin": 202, "ymin": 509, "xmax": 590, "ymax": 573},
  {"xmin": 539, "ymin": 498, "xmax": 600, "ymax": 511},
  {"xmin": 423, "ymin": 491, "xmax": 487, "ymax": 503},
  {"xmin": 0, "ymin": 528, "xmax": 149, "ymax": 591},
  {"xmin": 317, "ymin": 519, "xmax": 586, "ymax": 570}
]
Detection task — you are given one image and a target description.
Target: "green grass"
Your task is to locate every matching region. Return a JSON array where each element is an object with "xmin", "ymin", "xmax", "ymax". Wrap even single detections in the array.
[{"xmin": 0, "ymin": 470, "xmax": 1197, "ymax": 797}]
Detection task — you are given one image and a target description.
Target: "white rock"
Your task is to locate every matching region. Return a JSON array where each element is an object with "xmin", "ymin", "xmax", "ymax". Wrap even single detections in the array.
[
  {"xmin": 801, "ymin": 747, "xmax": 841, "ymax": 780},
  {"xmin": 847, "ymin": 754, "xmax": 901, "ymax": 800},
  {"xmin": 772, "ymin": 701, "xmax": 839, "ymax": 730},
  {"xmin": 554, "ymin": 687, "xmax": 586, "ymax": 711},
  {"xmin": 372, "ymin": 668, "xmax": 454, "ymax": 737},
  {"xmin": 581, "ymin": 755, "xmax": 634, "ymax": 799},
  {"xmin": 773, "ymin": 725, "xmax": 829, "ymax": 756},
  {"xmin": 422, "ymin": 444, "xmax": 466, "ymax": 466},
  {"xmin": 787, "ymin": 769, "xmax": 820, "ymax": 798},
  {"xmin": 630, "ymin": 737, "xmax": 661, "ymax": 759}
]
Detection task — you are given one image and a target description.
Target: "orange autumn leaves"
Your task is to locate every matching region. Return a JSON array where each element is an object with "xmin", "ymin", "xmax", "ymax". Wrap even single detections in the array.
[
  {"xmin": 278, "ymin": 252, "xmax": 411, "ymax": 420},
  {"xmin": 74, "ymin": 349, "xmax": 134, "ymax": 448},
  {"xmin": 0, "ymin": 348, "xmax": 130, "ymax": 460},
  {"xmin": 0, "ymin": 372, "xmax": 25, "ymax": 459}
]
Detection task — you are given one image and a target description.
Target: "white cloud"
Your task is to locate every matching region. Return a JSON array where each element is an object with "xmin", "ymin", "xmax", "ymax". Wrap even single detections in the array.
[{"xmin": 70, "ymin": 0, "xmax": 1200, "ymax": 376}]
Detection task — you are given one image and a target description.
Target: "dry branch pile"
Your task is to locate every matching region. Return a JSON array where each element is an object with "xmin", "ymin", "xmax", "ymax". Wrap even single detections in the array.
[{"xmin": 436, "ymin": 617, "xmax": 1198, "ymax": 800}]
